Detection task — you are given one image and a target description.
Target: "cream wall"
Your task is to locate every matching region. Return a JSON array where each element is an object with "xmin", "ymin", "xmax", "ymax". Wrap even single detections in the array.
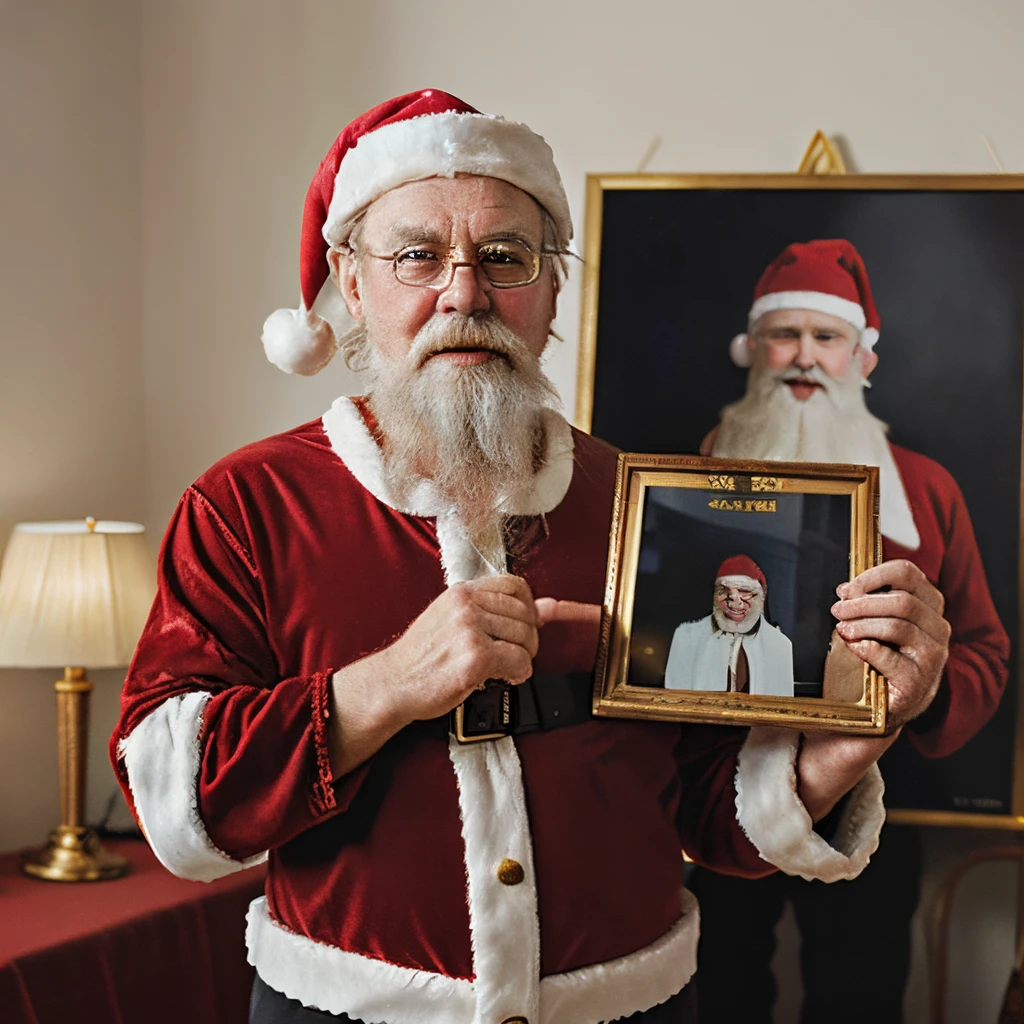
[
  {"xmin": 3, "ymin": 0, "xmax": 1022, "ymax": 1020},
  {"xmin": 0, "ymin": 1, "xmax": 144, "ymax": 851}
]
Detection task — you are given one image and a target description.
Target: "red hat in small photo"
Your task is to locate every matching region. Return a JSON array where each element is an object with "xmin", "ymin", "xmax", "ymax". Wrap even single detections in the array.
[
  {"xmin": 729, "ymin": 239, "xmax": 881, "ymax": 368},
  {"xmin": 262, "ymin": 88, "xmax": 573, "ymax": 376},
  {"xmin": 715, "ymin": 555, "xmax": 767, "ymax": 594}
]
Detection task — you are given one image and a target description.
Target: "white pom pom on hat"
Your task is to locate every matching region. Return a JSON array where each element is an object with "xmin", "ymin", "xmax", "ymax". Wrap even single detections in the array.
[
  {"xmin": 859, "ymin": 326, "xmax": 879, "ymax": 352},
  {"xmin": 729, "ymin": 333, "xmax": 753, "ymax": 368},
  {"xmin": 262, "ymin": 88, "xmax": 573, "ymax": 375}
]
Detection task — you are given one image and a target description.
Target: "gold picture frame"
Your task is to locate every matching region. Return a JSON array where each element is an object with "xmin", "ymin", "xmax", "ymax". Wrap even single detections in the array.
[
  {"xmin": 574, "ymin": 172, "xmax": 1024, "ymax": 828},
  {"xmin": 594, "ymin": 453, "xmax": 885, "ymax": 733}
]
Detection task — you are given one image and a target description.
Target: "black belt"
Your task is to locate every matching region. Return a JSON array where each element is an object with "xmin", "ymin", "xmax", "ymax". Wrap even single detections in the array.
[{"xmin": 445, "ymin": 672, "xmax": 594, "ymax": 743}]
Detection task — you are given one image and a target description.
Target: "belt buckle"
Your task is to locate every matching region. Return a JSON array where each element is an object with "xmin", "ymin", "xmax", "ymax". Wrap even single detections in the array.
[{"xmin": 451, "ymin": 680, "xmax": 516, "ymax": 744}]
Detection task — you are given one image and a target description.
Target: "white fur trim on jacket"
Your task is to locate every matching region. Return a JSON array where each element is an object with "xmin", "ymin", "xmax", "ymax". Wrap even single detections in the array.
[
  {"xmin": 317, "ymin": 392, "xmax": 669, "ymax": 1019},
  {"xmin": 749, "ymin": 290, "xmax": 867, "ymax": 331},
  {"xmin": 246, "ymin": 896, "xmax": 475, "ymax": 1023},
  {"xmin": 734, "ymin": 726, "xmax": 885, "ymax": 883},
  {"xmin": 539, "ymin": 888, "xmax": 700, "ymax": 1023},
  {"xmin": 322, "ymin": 111, "xmax": 573, "ymax": 248},
  {"xmin": 118, "ymin": 691, "xmax": 268, "ymax": 881},
  {"xmin": 449, "ymin": 735, "xmax": 541, "ymax": 1023},
  {"xmin": 245, "ymin": 889, "xmax": 700, "ymax": 1024},
  {"xmin": 320, "ymin": 397, "xmax": 574, "ymax": 520}
]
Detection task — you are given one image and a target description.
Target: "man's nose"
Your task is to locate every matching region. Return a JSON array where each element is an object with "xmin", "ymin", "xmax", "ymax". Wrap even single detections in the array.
[
  {"xmin": 794, "ymin": 331, "xmax": 817, "ymax": 370},
  {"xmin": 435, "ymin": 263, "xmax": 491, "ymax": 316}
]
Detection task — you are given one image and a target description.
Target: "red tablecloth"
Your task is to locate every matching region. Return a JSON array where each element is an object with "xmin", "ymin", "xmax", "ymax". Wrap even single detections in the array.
[{"xmin": 0, "ymin": 837, "xmax": 267, "ymax": 1024}]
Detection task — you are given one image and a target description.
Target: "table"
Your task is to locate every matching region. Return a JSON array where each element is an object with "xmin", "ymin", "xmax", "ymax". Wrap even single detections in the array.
[{"xmin": 0, "ymin": 837, "xmax": 267, "ymax": 1024}]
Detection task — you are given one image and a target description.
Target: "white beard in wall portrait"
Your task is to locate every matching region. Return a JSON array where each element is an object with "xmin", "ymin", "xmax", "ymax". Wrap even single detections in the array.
[
  {"xmin": 712, "ymin": 356, "xmax": 921, "ymax": 550},
  {"xmin": 712, "ymin": 361, "xmax": 892, "ymax": 467}
]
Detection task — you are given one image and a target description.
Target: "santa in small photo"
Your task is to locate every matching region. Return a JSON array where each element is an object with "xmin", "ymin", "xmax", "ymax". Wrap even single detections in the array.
[{"xmin": 664, "ymin": 555, "xmax": 795, "ymax": 697}]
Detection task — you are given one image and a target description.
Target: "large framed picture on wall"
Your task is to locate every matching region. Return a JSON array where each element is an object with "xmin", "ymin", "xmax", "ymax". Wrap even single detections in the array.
[{"xmin": 575, "ymin": 173, "xmax": 1024, "ymax": 828}]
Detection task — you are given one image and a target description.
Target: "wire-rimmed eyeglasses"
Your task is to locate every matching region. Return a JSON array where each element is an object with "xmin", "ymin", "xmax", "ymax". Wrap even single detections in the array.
[{"xmin": 352, "ymin": 238, "xmax": 571, "ymax": 290}]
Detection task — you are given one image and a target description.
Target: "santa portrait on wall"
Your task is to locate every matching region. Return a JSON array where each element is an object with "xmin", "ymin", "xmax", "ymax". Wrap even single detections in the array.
[{"xmin": 690, "ymin": 237, "xmax": 1011, "ymax": 1024}]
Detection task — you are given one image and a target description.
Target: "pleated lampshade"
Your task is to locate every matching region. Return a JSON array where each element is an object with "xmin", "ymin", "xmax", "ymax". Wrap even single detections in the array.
[{"xmin": 0, "ymin": 520, "xmax": 153, "ymax": 668}]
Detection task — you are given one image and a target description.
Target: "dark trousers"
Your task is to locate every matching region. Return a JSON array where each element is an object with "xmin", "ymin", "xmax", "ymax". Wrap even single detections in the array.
[
  {"xmin": 688, "ymin": 824, "xmax": 923, "ymax": 1024},
  {"xmin": 250, "ymin": 972, "xmax": 697, "ymax": 1023}
]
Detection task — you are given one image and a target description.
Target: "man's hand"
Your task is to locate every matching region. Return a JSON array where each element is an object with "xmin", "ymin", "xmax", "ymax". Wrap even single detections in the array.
[
  {"xmin": 327, "ymin": 575, "xmax": 538, "ymax": 777},
  {"xmin": 798, "ymin": 561, "xmax": 949, "ymax": 820},
  {"xmin": 831, "ymin": 560, "xmax": 951, "ymax": 729},
  {"xmin": 375, "ymin": 574, "xmax": 539, "ymax": 723}
]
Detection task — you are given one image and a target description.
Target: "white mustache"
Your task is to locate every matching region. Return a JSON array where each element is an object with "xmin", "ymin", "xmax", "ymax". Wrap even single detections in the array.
[
  {"xmin": 777, "ymin": 365, "xmax": 831, "ymax": 386},
  {"xmin": 406, "ymin": 314, "xmax": 524, "ymax": 369}
]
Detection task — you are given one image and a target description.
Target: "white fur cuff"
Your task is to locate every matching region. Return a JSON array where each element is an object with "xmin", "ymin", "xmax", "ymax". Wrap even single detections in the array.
[
  {"xmin": 734, "ymin": 726, "xmax": 885, "ymax": 883},
  {"xmin": 119, "ymin": 691, "xmax": 268, "ymax": 881}
]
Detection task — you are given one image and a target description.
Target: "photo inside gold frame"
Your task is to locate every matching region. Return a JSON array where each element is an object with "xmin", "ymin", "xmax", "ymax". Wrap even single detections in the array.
[{"xmin": 593, "ymin": 454, "xmax": 886, "ymax": 735}]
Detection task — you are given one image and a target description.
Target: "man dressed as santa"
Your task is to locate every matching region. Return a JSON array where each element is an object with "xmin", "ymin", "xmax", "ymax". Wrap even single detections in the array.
[
  {"xmin": 665, "ymin": 555, "xmax": 794, "ymax": 696},
  {"xmin": 693, "ymin": 238, "xmax": 1010, "ymax": 1024},
  {"xmin": 111, "ymin": 99, "xmax": 952, "ymax": 1024}
]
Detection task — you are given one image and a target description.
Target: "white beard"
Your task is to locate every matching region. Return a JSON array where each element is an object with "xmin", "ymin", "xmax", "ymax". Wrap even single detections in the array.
[
  {"xmin": 711, "ymin": 362, "xmax": 921, "ymax": 549},
  {"xmin": 364, "ymin": 314, "xmax": 560, "ymax": 535},
  {"xmin": 712, "ymin": 597, "xmax": 764, "ymax": 634}
]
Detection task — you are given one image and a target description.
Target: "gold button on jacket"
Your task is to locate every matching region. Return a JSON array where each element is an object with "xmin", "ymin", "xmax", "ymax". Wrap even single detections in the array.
[{"xmin": 496, "ymin": 858, "xmax": 525, "ymax": 885}]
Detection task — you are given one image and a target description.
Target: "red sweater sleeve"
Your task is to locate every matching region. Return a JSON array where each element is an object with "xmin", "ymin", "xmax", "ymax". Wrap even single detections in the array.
[
  {"xmin": 895, "ymin": 460, "xmax": 1010, "ymax": 757},
  {"xmin": 674, "ymin": 725, "xmax": 774, "ymax": 878},
  {"xmin": 111, "ymin": 486, "xmax": 370, "ymax": 860}
]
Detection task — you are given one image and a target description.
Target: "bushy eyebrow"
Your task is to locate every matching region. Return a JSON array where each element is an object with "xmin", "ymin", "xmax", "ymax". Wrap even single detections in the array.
[
  {"xmin": 380, "ymin": 223, "xmax": 448, "ymax": 249},
  {"xmin": 380, "ymin": 223, "xmax": 542, "ymax": 251}
]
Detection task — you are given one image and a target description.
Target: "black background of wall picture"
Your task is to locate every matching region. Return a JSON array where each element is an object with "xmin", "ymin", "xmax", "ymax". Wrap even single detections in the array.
[{"xmin": 589, "ymin": 185, "xmax": 1024, "ymax": 816}]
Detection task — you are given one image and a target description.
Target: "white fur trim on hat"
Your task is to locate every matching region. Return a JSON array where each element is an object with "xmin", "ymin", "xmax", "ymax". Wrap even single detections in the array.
[
  {"xmin": 716, "ymin": 574, "xmax": 764, "ymax": 595},
  {"xmin": 734, "ymin": 726, "xmax": 885, "ymax": 882},
  {"xmin": 118, "ymin": 692, "xmax": 268, "ymax": 881},
  {"xmin": 323, "ymin": 111, "xmax": 573, "ymax": 248},
  {"xmin": 749, "ymin": 290, "xmax": 867, "ymax": 331}
]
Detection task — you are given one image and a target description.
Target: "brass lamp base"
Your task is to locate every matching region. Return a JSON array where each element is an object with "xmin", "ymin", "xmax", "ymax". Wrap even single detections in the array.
[{"xmin": 22, "ymin": 825, "xmax": 130, "ymax": 882}]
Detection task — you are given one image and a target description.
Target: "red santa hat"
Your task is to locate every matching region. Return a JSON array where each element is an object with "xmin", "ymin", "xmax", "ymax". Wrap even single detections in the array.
[
  {"xmin": 729, "ymin": 239, "xmax": 881, "ymax": 368},
  {"xmin": 262, "ymin": 88, "xmax": 573, "ymax": 376},
  {"xmin": 715, "ymin": 554, "xmax": 766, "ymax": 594}
]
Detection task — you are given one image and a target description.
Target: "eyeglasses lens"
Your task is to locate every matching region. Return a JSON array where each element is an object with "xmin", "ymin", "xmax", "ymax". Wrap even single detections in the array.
[{"xmin": 393, "ymin": 240, "xmax": 540, "ymax": 288}]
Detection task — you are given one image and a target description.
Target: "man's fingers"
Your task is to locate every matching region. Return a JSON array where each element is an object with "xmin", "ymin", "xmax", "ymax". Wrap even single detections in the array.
[
  {"xmin": 832, "ymin": 592, "xmax": 951, "ymax": 645},
  {"xmin": 476, "ymin": 610, "xmax": 539, "ymax": 658},
  {"xmin": 839, "ymin": 560, "xmax": 944, "ymax": 615},
  {"xmin": 484, "ymin": 639, "xmax": 534, "ymax": 686},
  {"xmin": 534, "ymin": 598, "xmax": 602, "ymax": 630},
  {"xmin": 471, "ymin": 585, "xmax": 538, "ymax": 625},
  {"xmin": 466, "ymin": 573, "xmax": 534, "ymax": 605},
  {"xmin": 836, "ymin": 615, "xmax": 933, "ymax": 653}
]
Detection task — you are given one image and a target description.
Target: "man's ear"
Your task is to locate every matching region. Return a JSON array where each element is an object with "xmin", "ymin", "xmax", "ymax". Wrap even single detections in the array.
[
  {"xmin": 328, "ymin": 248, "xmax": 363, "ymax": 320},
  {"xmin": 857, "ymin": 346, "xmax": 878, "ymax": 380}
]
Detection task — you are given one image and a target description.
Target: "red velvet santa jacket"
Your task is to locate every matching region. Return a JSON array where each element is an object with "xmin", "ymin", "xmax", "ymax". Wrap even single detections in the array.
[
  {"xmin": 886, "ymin": 444, "xmax": 1009, "ymax": 758},
  {"xmin": 111, "ymin": 399, "xmax": 884, "ymax": 1024}
]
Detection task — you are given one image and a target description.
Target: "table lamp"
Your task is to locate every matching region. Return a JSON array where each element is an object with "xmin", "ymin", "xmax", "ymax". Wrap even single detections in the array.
[{"xmin": 0, "ymin": 518, "xmax": 153, "ymax": 881}]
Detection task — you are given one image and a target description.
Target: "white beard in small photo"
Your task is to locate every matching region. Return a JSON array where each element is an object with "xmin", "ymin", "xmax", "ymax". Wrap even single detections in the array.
[
  {"xmin": 363, "ymin": 313, "xmax": 560, "ymax": 534},
  {"xmin": 711, "ymin": 359, "xmax": 920, "ymax": 549},
  {"xmin": 712, "ymin": 590, "xmax": 765, "ymax": 634}
]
